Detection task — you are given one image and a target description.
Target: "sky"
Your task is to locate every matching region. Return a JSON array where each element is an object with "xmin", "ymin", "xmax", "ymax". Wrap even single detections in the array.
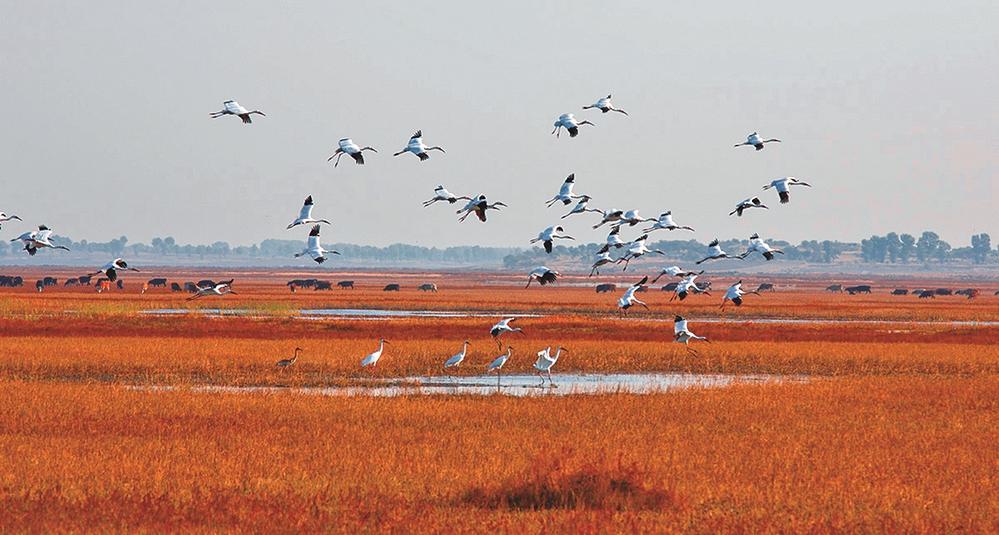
[{"xmin": 0, "ymin": 1, "xmax": 996, "ymax": 249}]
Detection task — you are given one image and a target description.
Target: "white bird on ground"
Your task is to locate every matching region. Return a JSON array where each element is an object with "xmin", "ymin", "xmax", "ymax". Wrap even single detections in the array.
[
  {"xmin": 294, "ymin": 224, "xmax": 340, "ymax": 264},
  {"xmin": 187, "ymin": 279, "xmax": 237, "ymax": 300},
  {"xmin": 11, "ymin": 225, "xmax": 70, "ymax": 256},
  {"xmin": 276, "ymin": 347, "xmax": 302, "ymax": 367},
  {"xmin": 393, "ymin": 130, "xmax": 445, "ymax": 161},
  {"xmin": 729, "ymin": 197, "xmax": 769, "ymax": 217},
  {"xmin": 457, "ymin": 195, "xmax": 507, "ymax": 222},
  {"xmin": 596, "ymin": 226, "xmax": 627, "ymax": 254},
  {"xmin": 617, "ymin": 276, "xmax": 650, "ymax": 314},
  {"xmin": 560, "ymin": 195, "xmax": 601, "ymax": 219},
  {"xmin": 287, "ymin": 195, "xmax": 332, "ymax": 229},
  {"xmin": 533, "ymin": 346, "xmax": 567, "ymax": 386},
  {"xmin": 485, "ymin": 346, "xmax": 513, "ymax": 387},
  {"xmin": 734, "ymin": 132, "xmax": 781, "ymax": 151},
  {"xmin": 651, "ymin": 266, "xmax": 698, "ymax": 284},
  {"xmin": 762, "ymin": 177, "xmax": 812, "ymax": 204},
  {"xmin": 615, "ymin": 235, "xmax": 665, "ymax": 271},
  {"xmin": 545, "ymin": 174, "xmax": 586, "ymax": 206},
  {"xmin": 592, "ymin": 209, "xmax": 625, "ymax": 229},
  {"xmin": 210, "ymin": 100, "xmax": 265, "ymax": 124},
  {"xmin": 328, "ymin": 138, "xmax": 377, "ymax": 167},
  {"xmin": 0, "ymin": 212, "xmax": 22, "ymax": 229},
  {"xmin": 530, "ymin": 225, "xmax": 575, "ymax": 254},
  {"xmin": 443, "ymin": 340, "xmax": 471, "ymax": 370},
  {"xmin": 90, "ymin": 258, "xmax": 139, "ymax": 282},
  {"xmin": 696, "ymin": 239, "xmax": 743, "ymax": 264},
  {"xmin": 360, "ymin": 339, "xmax": 390, "ymax": 367},
  {"xmin": 613, "ymin": 210, "xmax": 654, "ymax": 228},
  {"xmin": 671, "ymin": 271, "xmax": 709, "ymax": 301},
  {"xmin": 642, "ymin": 211, "xmax": 694, "ymax": 233},
  {"xmin": 589, "ymin": 251, "xmax": 615, "ymax": 277},
  {"xmin": 740, "ymin": 233, "xmax": 785, "ymax": 261},
  {"xmin": 526, "ymin": 266, "xmax": 559, "ymax": 288},
  {"xmin": 423, "ymin": 185, "xmax": 471, "ymax": 207},
  {"xmin": 552, "ymin": 113, "xmax": 595, "ymax": 138},
  {"xmin": 674, "ymin": 316, "xmax": 709, "ymax": 355},
  {"xmin": 582, "ymin": 94, "xmax": 628, "ymax": 115},
  {"xmin": 721, "ymin": 280, "xmax": 759, "ymax": 308},
  {"xmin": 490, "ymin": 317, "xmax": 524, "ymax": 348}
]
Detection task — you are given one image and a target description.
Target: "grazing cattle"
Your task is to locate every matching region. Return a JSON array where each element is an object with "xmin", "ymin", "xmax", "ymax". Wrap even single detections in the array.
[
  {"xmin": 595, "ymin": 283, "xmax": 617, "ymax": 293},
  {"xmin": 826, "ymin": 284, "xmax": 843, "ymax": 293},
  {"xmin": 891, "ymin": 289, "xmax": 908, "ymax": 295},
  {"xmin": 64, "ymin": 278, "xmax": 79, "ymax": 286},
  {"xmin": 383, "ymin": 284, "xmax": 401, "ymax": 292},
  {"xmin": 148, "ymin": 278, "xmax": 168, "ymax": 287},
  {"xmin": 635, "ymin": 285, "xmax": 649, "ymax": 293},
  {"xmin": 756, "ymin": 283, "xmax": 776, "ymax": 293},
  {"xmin": 918, "ymin": 290, "xmax": 935, "ymax": 299},
  {"xmin": 314, "ymin": 281, "xmax": 333, "ymax": 291},
  {"xmin": 184, "ymin": 282, "xmax": 199, "ymax": 293},
  {"xmin": 43, "ymin": 277, "xmax": 57, "ymax": 286},
  {"xmin": 934, "ymin": 288, "xmax": 952, "ymax": 296},
  {"xmin": 197, "ymin": 279, "xmax": 215, "ymax": 289},
  {"xmin": 170, "ymin": 282, "xmax": 183, "ymax": 292},
  {"xmin": 35, "ymin": 279, "xmax": 44, "ymax": 292},
  {"xmin": 845, "ymin": 285, "xmax": 872, "ymax": 295},
  {"xmin": 696, "ymin": 281, "xmax": 712, "ymax": 292},
  {"xmin": 418, "ymin": 283, "xmax": 438, "ymax": 292},
  {"xmin": 661, "ymin": 282, "xmax": 680, "ymax": 292},
  {"xmin": 77, "ymin": 275, "xmax": 91, "ymax": 286},
  {"xmin": 337, "ymin": 280, "xmax": 354, "ymax": 289},
  {"xmin": 955, "ymin": 289, "xmax": 980, "ymax": 299},
  {"xmin": 116, "ymin": 280, "xmax": 124, "ymax": 289}
]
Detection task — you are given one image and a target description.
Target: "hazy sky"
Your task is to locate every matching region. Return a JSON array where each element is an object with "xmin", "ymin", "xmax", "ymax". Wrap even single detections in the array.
[{"xmin": 1, "ymin": 1, "xmax": 996, "ymax": 248}]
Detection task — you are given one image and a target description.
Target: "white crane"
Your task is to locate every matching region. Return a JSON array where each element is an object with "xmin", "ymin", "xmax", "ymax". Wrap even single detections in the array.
[
  {"xmin": 674, "ymin": 316, "xmax": 709, "ymax": 355},
  {"xmin": 582, "ymin": 94, "xmax": 628, "ymax": 115},
  {"xmin": 552, "ymin": 113, "xmax": 595, "ymax": 138},
  {"xmin": 642, "ymin": 211, "xmax": 694, "ymax": 233},
  {"xmin": 210, "ymin": 100, "xmax": 265, "ymax": 124},
  {"xmin": 457, "ymin": 195, "xmax": 507, "ymax": 222},
  {"xmin": 328, "ymin": 138, "xmax": 377, "ymax": 167},
  {"xmin": 89, "ymin": 258, "xmax": 139, "ymax": 282},
  {"xmin": 739, "ymin": 233, "xmax": 785, "ymax": 261},
  {"xmin": 589, "ymin": 251, "xmax": 615, "ymax": 277},
  {"xmin": 721, "ymin": 280, "xmax": 759, "ymax": 308},
  {"xmin": 485, "ymin": 346, "xmax": 513, "ymax": 387},
  {"xmin": 596, "ymin": 226, "xmax": 627, "ymax": 254},
  {"xmin": 526, "ymin": 266, "xmax": 559, "ymax": 288},
  {"xmin": 490, "ymin": 317, "xmax": 524, "ymax": 348},
  {"xmin": 187, "ymin": 279, "xmax": 237, "ymax": 300},
  {"xmin": 423, "ymin": 185, "xmax": 471, "ymax": 207},
  {"xmin": 560, "ymin": 195, "xmax": 601, "ymax": 219},
  {"xmin": 530, "ymin": 225, "xmax": 574, "ymax": 254},
  {"xmin": 671, "ymin": 271, "xmax": 709, "ymax": 301},
  {"xmin": 545, "ymin": 174, "xmax": 586, "ymax": 206},
  {"xmin": 615, "ymin": 234, "xmax": 665, "ymax": 271},
  {"xmin": 443, "ymin": 340, "xmax": 471, "ymax": 370},
  {"xmin": 11, "ymin": 225, "xmax": 70, "ymax": 256},
  {"xmin": 734, "ymin": 132, "xmax": 781, "ymax": 151},
  {"xmin": 393, "ymin": 130, "xmax": 445, "ymax": 161},
  {"xmin": 651, "ymin": 266, "xmax": 697, "ymax": 284},
  {"xmin": 287, "ymin": 195, "xmax": 332, "ymax": 229},
  {"xmin": 617, "ymin": 276, "xmax": 650, "ymax": 314},
  {"xmin": 592, "ymin": 209, "xmax": 625, "ymax": 229},
  {"xmin": 611, "ymin": 209, "xmax": 656, "ymax": 228},
  {"xmin": 360, "ymin": 339, "xmax": 390, "ymax": 367},
  {"xmin": 763, "ymin": 177, "xmax": 812, "ymax": 204},
  {"xmin": 696, "ymin": 239, "xmax": 743, "ymax": 264},
  {"xmin": 534, "ymin": 346, "xmax": 567, "ymax": 387},
  {"xmin": 294, "ymin": 224, "xmax": 340, "ymax": 264},
  {"xmin": 0, "ymin": 212, "xmax": 21, "ymax": 230},
  {"xmin": 276, "ymin": 347, "xmax": 302, "ymax": 367},
  {"xmin": 729, "ymin": 197, "xmax": 768, "ymax": 217}
]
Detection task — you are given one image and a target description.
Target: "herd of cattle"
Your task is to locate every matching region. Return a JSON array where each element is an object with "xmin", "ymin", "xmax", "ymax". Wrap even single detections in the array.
[
  {"xmin": 825, "ymin": 284, "xmax": 988, "ymax": 299},
  {"xmin": 286, "ymin": 279, "xmax": 439, "ymax": 292}
]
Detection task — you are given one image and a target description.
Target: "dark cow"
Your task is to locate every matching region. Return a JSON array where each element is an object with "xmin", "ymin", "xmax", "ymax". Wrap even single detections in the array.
[
  {"xmin": 116, "ymin": 280, "xmax": 124, "ymax": 289},
  {"xmin": 148, "ymin": 278, "xmax": 168, "ymax": 288},
  {"xmin": 197, "ymin": 279, "xmax": 215, "ymax": 289},
  {"xmin": 314, "ymin": 281, "xmax": 333, "ymax": 291},
  {"xmin": 595, "ymin": 283, "xmax": 617, "ymax": 293},
  {"xmin": 383, "ymin": 284, "xmax": 401, "ymax": 292},
  {"xmin": 891, "ymin": 289, "xmax": 908, "ymax": 295},
  {"xmin": 826, "ymin": 284, "xmax": 843, "ymax": 293},
  {"xmin": 78, "ymin": 275, "xmax": 91, "ymax": 286},
  {"xmin": 845, "ymin": 285, "xmax": 872, "ymax": 295},
  {"xmin": 337, "ymin": 280, "xmax": 354, "ymax": 289},
  {"xmin": 994, "ymin": 290, "xmax": 999, "ymax": 296},
  {"xmin": 170, "ymin": 282, "xmax": 183, "ymax": 292},
  {"xmin": 696, "ymin": 281, "xmax": 712, "ymax": 292},
  {"xmin": 918, "ymin": 290, "xmax": 935, "ymax": 299},
  {"xmin": 934, "ymin": 288, "xmax": 952, "ymax": 296},
  {"xmin": 184, "ymin": 282, "xmax": 199, "ymax": 293},
  {"xmin": 635, "ymin": 285, "xmax": 649, "ymax": 293},
  {"xmin": 756, "ymin": 283, "xmax": 776, "ymax": 293},
  {"xmin": 418, "ymin": 283, "xmax": 438, "ymax": 292},
  {"xmin": 661, "ymin": 282, "xmax": 680, "ymax": 292},
  {"xmin": 43, "ymin": 277, "xmax": 57, "ymax": 287},
  {"xmin": 64, "ymin": 278, "xmax": 80, "ymax": 286},
  {"xmin": 35, "ymin": 279, "xmax": 44, "ymax": 292},
  {"xmin": 955, "ymin": 289, "xmax": 980, "ymax": 299}
]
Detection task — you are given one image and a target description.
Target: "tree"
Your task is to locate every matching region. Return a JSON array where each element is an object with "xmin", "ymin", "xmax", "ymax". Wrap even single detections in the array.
[
  {"xmin": 899, "ymin": 234, "xmax": 915, "ymax": 263},
  {"xmin": 885, "ymin": 232, "xmax": 901, "ymax": 263},
  {"xmin": 916, "ymin": 231, "xmax": 940, "ymax": 262},
  {"xmin": 971, "ymin": 233, "xmax": 992, "ymax": 264}
]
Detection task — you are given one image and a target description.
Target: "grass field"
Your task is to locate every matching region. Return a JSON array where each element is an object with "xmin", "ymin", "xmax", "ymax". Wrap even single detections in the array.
[{"xmin": 1, "ymin": 270, "xmax": 997, "ymax": 532}]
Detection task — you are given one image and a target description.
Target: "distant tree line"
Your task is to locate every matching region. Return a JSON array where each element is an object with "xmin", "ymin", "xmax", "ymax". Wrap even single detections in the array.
[{"xmin": 859, "ymin": 232, "xmax": 993, "ymax": 264}]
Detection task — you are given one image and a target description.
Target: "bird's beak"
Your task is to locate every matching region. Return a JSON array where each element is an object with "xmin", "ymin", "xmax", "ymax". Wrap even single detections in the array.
[
  {"xmin": 383, "ymin": 340, "xmax": 391, "ymax": 345},
  {"xmin": 803, "ymin": 182, "xmax": 813, "ymax": 187},
  {"xmin": 131, "ymin": 268, "xmax": 141, "ymax": 272}
]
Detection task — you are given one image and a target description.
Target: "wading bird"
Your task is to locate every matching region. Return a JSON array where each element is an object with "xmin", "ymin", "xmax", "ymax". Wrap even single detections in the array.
[
  {"xmin": 560, "ymin": 195, "xmax": 601, "ymax": 219},
  {"xmin": 490, "ymin": 318, "xmax": 524, "ymax": 348},
  {"xmin": 552, "ymin": 113, "xmax": 595, "ymax": 138},
  {"xmin": 0, "ymin": 212, "xmax": 21, "ymax": 229},
  {"xmin": 276, "ymin": 347, "xmax": 302, "ymax": 367},
  {"xmin": 615, "ymin": 235, "xmax": 665, "ymax": 271},
  {"xmin": 618, "ymin": 276, "xmax": 650, "ymax": 314},
  {"xmin": 328, "ymin": 138, "xmax": 377, "ymax": 167},
  {"xmin": 210, "ymin": 100, "xmax": 265, "ymax": 124},
  {"xmin": 596, "ymin": 226, "xmax": 627, "ymax": 254},
  {"xmin": 531, "ymin": 225, "xmax": 574, "ymax": 254},
  {"xmin": 671, "ymin": 271, "xmax": 709, "ymax": 301},
  {"xmin": 187, "ymin": 279, "xmax": 237, "ymax": 300},
  {"xmin": 485, "ymin": 346, "xmax": 512, "ymax": 387},
  {"xmin": 526, "ymin": 266, "xmax": 559, "ymax": 288},
  {"xmin": 729, "ymin": 197, "xmax": 768, "ymax": 217},
  {"xmin": 651, "ymin": 266, "xmax": 697, "ymax": 284},
  {"xmin": 696, "ymin": 239, "xmax": 742, "ymax": 264},
  {"xmin": 721, "ymin": 280, "xmax": 759, "ymax": 308},
  {"xmin": 582, "ymin": 94, "xmax": 628, "ymax": 115},
  {"xmin": 589, "ymin": 251, "xmax": 615, "ymax": 277},
  {"xmin": 642, "ymin": 211, "xmax": 694, "ymax": 233},
  {"xmin": 11, "ymin": 225, "xmax": 70, "ymax": 256},
  {"xmin": 393, "ymin": 130, "xmax": 445, "ymax": 161},
  {"xmin": 739, "ymin": 233, "xmax": 785, "ymax": 261},
  {"xmin": 294, "ymin": 225, "xmax": 340, "ymax": 264},
  {"xmin": 674, "ymin": 316, "xmax": 709, "ymax": 355},
  {"xmin": 287, "ymin": 195, "xmax": 331, "ymax": 229},
  {"xmin": 613, "ymin": 210, "xmax": 655, "ymax": 228},
  {"xmin": 90, "ymin": 258, "xmax": 139, "ymax": 282},
  {"xmin": 763, "ymin": 177, "xmax": 812, "ymax": 204},
  {"xmin": 422, "ymin": 185, "xmax": 471, "ymax": 207},
  {"xmin": 443, "ymin": 340, "xmax": 471, "ymax": 370},
  {"xmin": 360, "ymin": 339, "xmax": 390, "ymax": 367},
  {"xmin": 592, "ymin": 209, "xmax": 625, "ymax": 229},
  {"xmin": 734, "ymin": 132, "xmax": 780, "ymax": 151},
  {"xmin": 534, "ymin": 346, "xmax": 566, "ymax": 387},
  {"xmin": 546, "ymin": 174, "xmax": 586, "ymax": 206},
  {"xmin": 457, "ymin": 195, "xmax": 507, "ymax": 222}
]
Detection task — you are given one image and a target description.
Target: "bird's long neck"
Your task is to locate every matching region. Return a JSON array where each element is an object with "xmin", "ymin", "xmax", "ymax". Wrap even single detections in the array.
[{"xmin": 378, "ymin": 340, "xmax": 385, "ymax": 352}]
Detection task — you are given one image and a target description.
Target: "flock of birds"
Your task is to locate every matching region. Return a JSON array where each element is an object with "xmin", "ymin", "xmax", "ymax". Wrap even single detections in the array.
[{"xmin": 5, "ymin": 95, "xmax": 812, "ymax": 387}]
